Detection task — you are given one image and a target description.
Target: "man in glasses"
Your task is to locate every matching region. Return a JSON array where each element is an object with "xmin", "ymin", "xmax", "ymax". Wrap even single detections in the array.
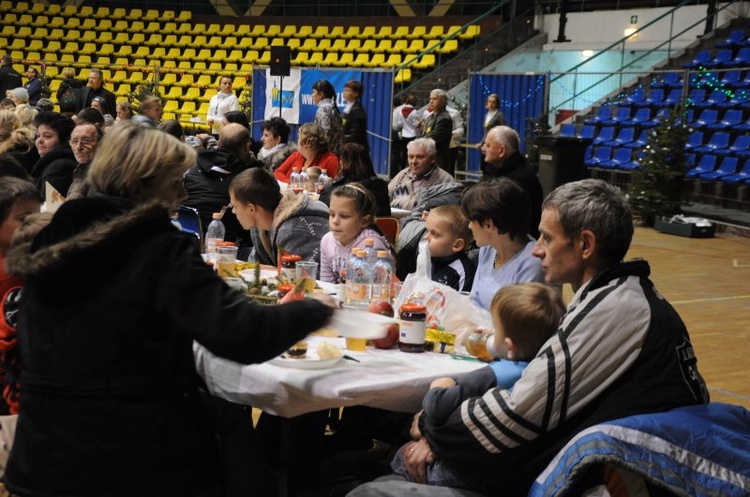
[{"xmin": 66, "ymin": 122, "xmax": 102, "ymax": 200}]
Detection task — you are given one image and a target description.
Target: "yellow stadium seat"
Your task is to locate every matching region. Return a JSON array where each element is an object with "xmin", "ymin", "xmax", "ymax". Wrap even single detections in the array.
[
  {"xmin": 238, "ymin": 37, "xmax": 254, "ymax": 50},
  {"xmin": 183, "ymin": 87, "xmax": 201, "ymax": 100},
  {"xmin": 408, "ymin": 26, "xmax": 426, "ymax": 39},
  {"xmin": 305, "ymin": 52, "xmax": 323, "ymax": 67},
  {"xmin": 248, "ymin": 25, "xmax": 266, "ymax": 37},
  {"xmin": 0, "ymin": 0, "xmax": 12, "ymax": 13},
  {"xmin": 145, "ymin": 9, "xmax": 160, "ymax": 21},
  {"xmin": 111, "ymin": 8, "xmax": 127, "ymax": 20},
  {"xmin": 100, "ymin": 44, "xmax": 115, "ymax": 57},
  {"xmin": 47, "ymin": 77, "xmax": 60, "ymax": 91},
  {"xmin": 213, "ymin": 49, "xmax": 228, "ymax": 60},
  {"xmin": 116, "ymin": 45, "xmax": 133, "ymax": 58},
  {"xmin": 162, "ymin": 22, "xmax": 178, "ymax": 35},
  {"xmin": 364, "ymin": 53, "xmax": 385, "ymax": 68},
  {"xmin": 384, "ymin": 54, "xmax": 402, "ymax": 67},
  {"xmin": 161, "ymin": 10, "xmax": 175, "ymax": 22},
  {"xmin": 341, "ymin": 26, "xmax": 359, "ymax": 39},
  {"xmin": 115, "ymin": 83, "xmax": 131, "ymax": 95},
  {"xmin": 270, "ymin": 37, "xmax": 284, "ymax": 47},
  {"xmin": 373, "ymin": 26, "xmax": 392, "ymax": 39},
  {"xmin": 257, "ymin": 50, "xmax": 271, "ymax": 65},
  {"xmin": 310, "ymin": 26, "xmax": 329, "ymax": 39},
  {"xmin": 228, "ymin": 50, "xmax": 244, "ymax": 62},
  {"xmin": 114, "ymin": 57, "xmax": 129, "ymax": 66},
  {"xmin": 279, "ymin": 25, "xmax": 297, "ymax": 38},
  {"xmin": 48, "ymin": 28, "xmax": 64, "ymax": 41},
  {"xmin": 361, "ymin": 39, "xmax": 377, "ymax": 52},
  {"xmin": 437, "ymin": 39, "xmax": 458, "ymax": 54},
  {"xmin": 390, "ymin": 26, "xmax": 410, "ymax": 39},
  {"xmin": 357, "ymin": 26, "xmax": 376, "ymax": 40},
  {"xmin": 31, "ymin": 15, "xmax": 47, "ymax": 28},
  {"xmin": 46, "ymin": 40, "xmax": 61, "ymax": 53},
  {"xmin": 330, "ymin": 39, "xmax": 347, "ymax": 52},
  {"xmin": 29, "ymin": 2, "xmax": 44, "ymax": 14},
  {"xmin": 244, "ymin": 50, "xmax": 259, "ymax": 63},
  {"xmin": 59, "ymin": 5, "xmax": 77, "ymax": 17},
  {"xmin": 144, "ymin": 22, "xmax": 161, "ymax": 35},
  {"xmin": 151, "ymin": 47, "xmax": 167, "ymax": 60},
  {"xmin": 132, "ymin": 46, "xmax": 150, "ymax": 59},
  {"xmin": 125, "ymin": 71, "xmax": 145, "ymax": 85},
  {"xmin": 176, "ymin": 23, "xmax": 192, "ymax": 35},
  {"xmin": 350, "ymin": 53, "xmax": 369, "ymax": 68},
  {"xmin": 253, "ymin": 37, "xmax": 269, "ymax": 50},
  {"xmin": 111, "ymin": 71, "xmax": 128, "ymax": 83},
  {"xmin": 129, "ymin": 22, "xmax": 146, "ymax": 34},
  {"xmin": 342, "ymin": 39, "xmax": 361, "ymax": 53},
  {"xmin": 162, "ymin": 60, "xmax": 177, "ymax": 70},
  {"xmin": 292, "ymin": 52, "xmax": 308, "ymax": 65},
  {"xmin": 175, "ymin": 35, "xmax": 192, "ymax": 47},
  {"xmin": 373, "ymin": 40, "xmax": 392, "ymax": 53},
  {"xmin": 232, "ymin": 76, "xmax": 246, "ymax": 89},
  {"xmin": 125, "ymin": 8, "xmax": 143, "ymax": 21},
  {"xmin": 322, "ymin": 52, "xmax": 338, "ymax": 66},
  {"xmin": 80, "ymin": 43, "xmax": 98, "ymax": 56},
  {"xmin": 163, "ymin": 86, "xmax": 182, "ymax": 99},
  {"xmin": 26, "ymin": 52, "xmax": 41, "ymax": 64},
  {"xmin": 329, "ymin": 26, "xmax": 345, "ymax": 38},
  {"xmin": 175, "ymin": 11, "xmax": 191, "ymax": 23},
  {"xmin": 394, "ymin": 68, "xmax": 411, "ymax": 84},
  {"xmin": 223, "ymin": 36, "xmax": 238, "ymax": 47},
  {"xmin": 297, "ymin": 26, "xmax": 313, "ymax": 39},
  {"xmin": 30, "ymin": 27, "xmax": 47, "ymax": 40},
  {"xmin": 61, "ymin": 29, "xmax": 80, "ymax": 42},
  {"xmin": 80, "ymin": 30, "xmax": 97, "ymax": 43},
  {"xmin": 424, "ymin": 26, "xmax": 445, "ymax": 39},
  {"xmin": 112, "ymin": 20, "xmax": 129, "ymax": 32},
  {"xmin": 446, "ymin": 26, "xmax": 463, "ymax": 38},
  {"xmin": 332, "ymin": 53, "xmax": 354, "ymax": 68},
  {"xmin": 265, "ymin": 25, "xmax": 281, "ymax": 38},
  {"xmin": 17, "ymin": 14, "xmax": 33, "ymax": 26},
  {"xmin": 65, "ymin": 17, "xmax": 81, "ymax": 30},
  {"xmin": 8, "ymin": 39, "xmax": 25, "ymax": 52},
  {"xmin": 287, "ymin": 38, "xmax": 301, "ymax": 51},
  {"xmin": 411, "ymin": 53, "xmax": 435, "ymax": 70},
  {"xmin": 178, "ymin": 48, "xmax": 197, "ymax": 62},
  {"xmin": 206, "ymin": 24, "xmax": 222, "ymax": 36},
  {"xmin": 92, "ymin": 6, "xmax": 110, "ymax": 19},
  {"xmin": 174, "ymin": 74, "xmax": 194, "ymax": 88},
  {"xmin": 145, "ymin": 33, "xmax": 163, "ymax": 47},
  {"xmin": 194, "ymin": 74, "xmax": 212, "ymax": 87},
  {"xmin": 405, "ymin": 39, "xmax": 425, "ymax": 54},
  {"xmin": 459, "ymin": 25, "xmax": 480, "ymax": 39},
  {"xmin": 299, "ymin": 38, "xmax": 317, "ymax": 52},
  {"xmin": 193, "ymin": 35, "xmax": 208, "ymax": 46},
  {"xmin": 317, "ymin": 39, "xmax": 332, "ymax": 51},
  {"xmin": 14, "ymin": 2, "xmax": 28, "ymax": 13},
  {"xmin": 207, "ymin": 35, "xmax": 223, "ymax": 47},
  {"xmin": 80, "ymin": 18, "xmax": 98, "ymax": 32},
  {"xmin": 235, "ymin": 25, "xmax": 250, "ymax": 36},
  {"xmin": 112, "ymin": 32, "xmax": 130, "ymax": 45},
  {"xmin": 99, "ymin": 30, "xmax": 113, "ymax": 44},
  {"xmin": 163, "ymin": 100, "xmax": 179, "ymax": 112},
  {"xmin": 161, "ymin": 35, "xmax": 178, "ymax": 47},
  {"xmin": 60, "ymin": 42, "xmax": 78, "ymax": 55},
  {"xmin": 389, "ymin": 39, "xmax": 407, "ymax": 54}
]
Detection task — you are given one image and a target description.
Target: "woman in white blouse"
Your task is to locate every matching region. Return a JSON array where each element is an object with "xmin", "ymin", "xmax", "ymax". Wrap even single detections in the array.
[{"xmin": 206, "ymin": 76, "xmax": 239, "ymax": 135}]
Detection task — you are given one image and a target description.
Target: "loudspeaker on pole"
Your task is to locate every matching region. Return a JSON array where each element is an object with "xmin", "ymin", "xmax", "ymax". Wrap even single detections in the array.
[{"xmin": 270, "ymin": 46, "xmax": 291, "ymax": 77}]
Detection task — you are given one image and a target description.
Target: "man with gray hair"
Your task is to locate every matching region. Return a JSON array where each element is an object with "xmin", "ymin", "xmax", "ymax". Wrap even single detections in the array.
[
  {"xmin": 388, "ymin": 137, "xmax": 454, "ymax": 211},
  {"xmin": 350, "ymin": 179, "xmax": 708, "ymax": 497},
  {"xmin": 76, "ymin": 68, "xmax": 116, "ymax": 116},
  {"xmin": 419, "ymin": 89, "xmax": 453, "ymax": 174},
  {"xmin": 481, "ymin": 125, "xmax": 543, "ymax": 237}
]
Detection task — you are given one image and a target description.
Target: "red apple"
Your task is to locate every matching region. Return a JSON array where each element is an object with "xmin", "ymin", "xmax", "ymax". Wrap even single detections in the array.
[{"xmin": 369, "ymin": 301, "xmax": 399, "ymax": 349}]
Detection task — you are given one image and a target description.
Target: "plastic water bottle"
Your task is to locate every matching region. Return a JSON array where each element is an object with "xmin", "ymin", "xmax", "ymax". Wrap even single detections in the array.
[
  {"xmin": 290, "ymin": 167, "xmax": 302, "ymax": 193},
  {"xmin": 345, "ymin": 249, "xmax": 371, "ymax": 309},
  {"xmin": 371, "ymin": 250, "xmax": 392, "ymax": 302},
  {"xmin": 363, "ymin": 238, "xmax": 378, "ymax": 265},
  {"xmin": 300, "ymin": 168, "xmax": 310, "ymax": 192},
  {"xmin": 316, "ymin": 169, "xmax": 331, "ymax": 193},
  {"xmin": 205, "ymin": 212, "xmax": 226, "ymax": 256}
]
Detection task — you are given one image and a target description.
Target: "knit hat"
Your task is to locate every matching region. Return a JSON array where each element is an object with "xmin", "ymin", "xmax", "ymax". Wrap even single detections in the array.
[{"xmin": 10, "ymin": 87, "xmax": 28, "ymax": 102}]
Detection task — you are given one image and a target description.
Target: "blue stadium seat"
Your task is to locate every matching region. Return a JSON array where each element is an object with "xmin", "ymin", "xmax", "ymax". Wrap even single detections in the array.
[
  {"xmin": 685, "ymin": 154, "xmax": 718, "ymax": 178},
  {"xmin": 600, "ymin": 106, "xmax": 631, "ymax": 126},
  {"xmin": 693, "ymin": 131, "xmax": 730, "ymax": 154},
  {"xmin": 622, "ymin": 89, "xmax": 646, "ymax": 107},
  {"xmin": 583, "ymin": 106, "xmax": 612, "ymax": 126},
  {"xmin": 623, "ymin": 130, "xmax": 649, "ymax": 149},
  {"xmin": 732, "ymin": 70, "xmax": 750, "ymax": 89},
  {"xmin": 559, "ymin": 123, "xmax": 576, "ymax": 137},
  {"xmin": 592, "ymin": 126, "xmax": 616, "ymax": 145},
  {"xmin": 715, "ymin": 134, "xmax": 750, "ymax": 157},
  {"xmin": 683, "ymin": 49, "xmax": 712, "ymax": 68},
  {"xmin": 694, "ymin": 89, "xmax": 728, "ymax": 109},
  {"xmin": 721, "ymin": 158, "xmax": 750, "ymax": 183},
  {"xmin": 602, "ymin": 127, "xmax": 635, "ymax": 147},
  {"xmin": 578, "ymin": 125, "xmax": 596, "ymax": 140},
  {"xmin": 716, "ymin": 29, "xmax": 746, "ymax": 49},
  {"xmin": 620, "ymin": 150, "xmax": 644, "ymax": 170},
  {"xmin": 687, "ymin": 88, "xmax": 707, "ymax": 107},
  {"xmin": 599, "ymin": 147, "xmax": 632, "ymax": 169},
  {"xmin": 651, "ymin": 72, "xmax": 682, "ymax": 89},
  {"xmin": 699, "ymin": 156, "xmax": 738, "ymax": 180},
  {"xmin": 720, "ymin": 69, "xmax": 742, "ymax": 87},
  {"xmin": 621, "ymin": 107, "xmax": 651, "ymax": 127},
  {"xmin": 584, "ymin": 146, "xmax": 612, "ymax": 167},
  {"xmin": 692, "ymin": 109, "xmax": 719, "ymax": 129},
  {"xmin": 705, "ymin": 48, "xmax": 733, "ymax": 68},
  {"xmin": 637, "ymin": 89, "xmax": 663, "ymax": 108},
  {"xmin": 684, "ymin": 131, "xmax": 704, "ymax": 153},
  {"xmin": 705, "ymin": 109, "xmax": 744, "ymax": 131},
  {"xmin": 641, "ymin": 108, "xmax": 671, "ymax": 128},
  {"xmin": 725, "ymin": 47, "xmax": 750, "ymax": 67}
]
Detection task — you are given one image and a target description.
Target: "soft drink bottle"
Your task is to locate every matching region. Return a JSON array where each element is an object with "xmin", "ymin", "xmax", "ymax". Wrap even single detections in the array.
[
  {"xmin": 371, "ymin": 251, "xmax": 392, "ymax": 302},
  {"xmin": 204, "ymin": 212, "xmax": 225, "ymax": 256}
]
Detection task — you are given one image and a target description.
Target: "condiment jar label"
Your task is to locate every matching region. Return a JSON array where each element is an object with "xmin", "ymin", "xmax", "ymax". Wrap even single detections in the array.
[{"xmin": 399, "ymin": 319, "xmax": 425, "ymax": 346}]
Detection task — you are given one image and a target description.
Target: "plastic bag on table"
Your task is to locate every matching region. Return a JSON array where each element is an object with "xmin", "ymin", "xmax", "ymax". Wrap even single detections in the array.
[{"xmin": 394, "ymin": 240, "xmax": 492, "ymax": 354}]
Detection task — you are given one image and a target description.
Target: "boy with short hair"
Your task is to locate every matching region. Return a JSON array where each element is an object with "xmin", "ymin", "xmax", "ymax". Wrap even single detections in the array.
[
  {"xmin": 424, "ymin": 204, "xmax": 475, "ymax": 292},
  {"xmin": 390, "ymin": 282, "xmax": 566, "ymax": 490}
]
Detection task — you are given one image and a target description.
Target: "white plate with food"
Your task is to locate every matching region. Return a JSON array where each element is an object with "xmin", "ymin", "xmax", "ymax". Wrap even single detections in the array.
[
  {"xmin": 329, "ymin": 308, "xmax": 397, "ymax": 339},
  {"xmin": 239, "ymin": 267, "xmax": 279, "ymax": 284},
  {"xmin": 268, "ymin": 341, "xmax": 345, "ymax": 369}
]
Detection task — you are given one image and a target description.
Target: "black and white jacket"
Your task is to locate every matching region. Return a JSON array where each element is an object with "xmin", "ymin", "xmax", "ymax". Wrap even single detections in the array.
[{"xmin": 420, "ymin": 260, "xmax": 709, "ymax": 496}]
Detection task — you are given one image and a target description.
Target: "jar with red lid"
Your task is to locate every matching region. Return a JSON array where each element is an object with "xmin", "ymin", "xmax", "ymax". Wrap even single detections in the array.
[
  {"xmin": 398, "ymin": 303, "xmax": 427, "ymax": 353},
  {"xmin": 279, "ymin": 254, "xmax": 301, "ymax": 283},
  {"xmin": 277, "ymin": 283, "xmax": 294, "ymax": 300}
]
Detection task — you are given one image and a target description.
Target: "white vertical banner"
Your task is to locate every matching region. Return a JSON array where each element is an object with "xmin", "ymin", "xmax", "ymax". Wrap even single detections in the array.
[{"xmin": 264, "ymin": 67, "xmax": 301, "ymax": 124}]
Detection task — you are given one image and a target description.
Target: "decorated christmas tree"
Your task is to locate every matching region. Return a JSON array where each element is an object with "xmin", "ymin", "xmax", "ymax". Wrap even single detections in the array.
[{"xmin": 628, "ymin": 109, "xmax": 690, "ymax": 226}]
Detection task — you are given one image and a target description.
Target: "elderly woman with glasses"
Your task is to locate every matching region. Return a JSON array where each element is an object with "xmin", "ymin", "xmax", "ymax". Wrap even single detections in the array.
[{"xmin": 4, "ymin": 122, "xmax": 334, "ymax": 497}]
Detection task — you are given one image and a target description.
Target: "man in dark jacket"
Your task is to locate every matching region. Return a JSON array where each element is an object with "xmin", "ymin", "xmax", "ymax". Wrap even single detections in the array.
[
  {"xmin": 481, "ymin": 125, "xmax": 543, "ymax": 237},
  {"xmin": 76, "ymin": 68, "xmax": 116, "ymax": 116},
  {"xmin": 419, "ymin": 89, "xmax": 454, "ymax": 175},
  {"xmin": 23, "ymin": 67, "xmax": 42, "ymax": 107},
  {"xmin": 183, "ymin": 123, "xmax": 262, "ymax": 252},
  {"xmin": 342, "ymin": 79, "xmax": 368, "ymax": 150},
  {"xmin": 0, "ymin": 55, "xmax": 22, "ymax": 98}
]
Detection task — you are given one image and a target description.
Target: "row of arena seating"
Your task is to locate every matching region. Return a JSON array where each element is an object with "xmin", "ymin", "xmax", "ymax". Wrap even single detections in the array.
[
  {"xmin": 650, "ymin": 69, "xmax": 750, "ymax": 90},
  {"xmin": 583, "ymin": 106, "xmax": 750, "ymax": 132},
  {"xmin": 683, "ymin": 46, "xmax": 750, "ymax": 69},
  {"xmin": 608, "ymin": 88, "xmax": 750, "ymax": 112},
  {"xmin": 0, "ymin": 1, "xmax": 192, "ymax": 23}
]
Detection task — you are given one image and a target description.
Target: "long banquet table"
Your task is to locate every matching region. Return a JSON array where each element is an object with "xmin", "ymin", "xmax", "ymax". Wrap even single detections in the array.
[{"xmin": 194, "ymin": 334, "xmax": 484, "ymax": 418}]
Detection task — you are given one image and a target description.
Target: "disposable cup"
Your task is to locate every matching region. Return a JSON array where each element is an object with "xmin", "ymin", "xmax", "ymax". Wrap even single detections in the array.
[
  {"xmin": 295, "ymin": 261, "xmax": 318, "ymax": 293},
  {"xmin": 216, "ymin": 246, "xmax": 239, "ymax": 278},
  {"xmin": 345, "ymin": 337, "xmax": 368, "ymax": 351}
]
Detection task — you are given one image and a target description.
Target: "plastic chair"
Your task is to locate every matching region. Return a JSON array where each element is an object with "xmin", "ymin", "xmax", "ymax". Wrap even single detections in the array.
[
  {"xmin": 176, "ymin": 206, "xmax": 203, "ymax": 245},
  {"xmin": 725, "ymin": 47, "xmax": 750, "ymax": 67},
  {"xmin": 638, "ymin": 89, "xmax": 664, "ymax": 108},
  {"xmin": 603, "ymin": 127, "xmax": 635, "ymax": 147},
  {"xmin": 599, "ymin": 147, "xmax": 632, "ymax": 169},
  {"xmin": 705, "ymin": 109, "xmax": 744, "ymax": 131},
  {"xmin": 375, "ymin": 217, "xmax": 399, "ymax": 247},
  {"xmin": 559, "ymin": 124, "xmax": 576, "ymax": 137},
  {"xmin": 693, "ymin": 132, "xmax": 730, "ymax": 154},
  {"xmin": 686, "ymin": 88, "xmax": 707, "ymax": 107},
  {"xmin": 583, "ymin": 107, "xmax": 612, "ymax": 126},
  {"xmin": 720, "ymin": 70, "xmax": 742, "ymax": 88},
  {"xmin": 685, "ymin": 154, "xmax": 718, "ymax": 178},
  {"xmin": 705, "ymin": 48, "xmax": 733, "ymax": 68},
  {"xmin": 621, "ymin": 107, "xmax": 651, "ymax": 127},
  {"xmin": 578, "ymin": 125, "xmax": 596, "ymax": 140},
  {"xmin": 641, "ymin": 108, "xmax": 671, "ymax": 129},
  {"xmin": 600, "ymin": 106, "xmax": 630, "ymax": 126},
  {"xmin": 592, "ymin": 126, "xmax": 616, "ymax": 145},
  {"xmin": 699, "ymin": 156, "xmax": 739, "ymax": 180},
  {"xmin": 683, "ymin": 49, "xmax": 712, "ymax": 68},
  {"xmin": 622, "ymin": 89, "xmax": 645, "ymax": 107},
  {"xmin": 684, "ymin": 131, "xmax": 704, "ymax": 152},
  {"xmin": 716, "ymin": 29, "xmax": 746, "ymax": 48},
  {"xmin": 651, "ymin": 72, "xmax": 682, "ymax": 89},
  {"xmin": 623, "ymin": 130, "xmax": 648, "ymax": 149},
  {"xmin": 692, "ymin": 109, "xmax": 719, "ymax": 129},
  {"xmin": 585, "ymin": 146, "xmax": 613, "ymax": 167},
  {"xmin": 721, "ymin": 158, "xmax": 750, "ymax": 183},
  {"xmin": 717, "ymin": 134, "xmax": 750, "ymax": 157}
]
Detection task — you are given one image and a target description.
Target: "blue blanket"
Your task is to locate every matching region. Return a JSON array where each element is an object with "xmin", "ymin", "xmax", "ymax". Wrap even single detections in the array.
[{"xmin": 530, "ymin": 403, "xmax": 750, "ymax": 497}]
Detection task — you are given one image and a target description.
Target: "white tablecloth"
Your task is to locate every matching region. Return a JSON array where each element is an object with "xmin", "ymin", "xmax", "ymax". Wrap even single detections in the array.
[{"xmin": 194, "ymin": 336, "xmax": 484, "ymax": 418}]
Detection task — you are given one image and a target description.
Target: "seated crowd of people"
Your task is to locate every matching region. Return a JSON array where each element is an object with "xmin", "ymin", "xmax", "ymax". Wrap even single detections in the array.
[{"xmin": 0, "ymin": 62, "xmax": 715, "ymax": 497}]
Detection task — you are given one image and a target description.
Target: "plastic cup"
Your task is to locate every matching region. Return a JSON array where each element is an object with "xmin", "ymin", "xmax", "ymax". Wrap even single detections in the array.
[
  {"xmin": 345, "ymin": 337, "xmax": 368, "ymax": 351},
  {"xmin": 391, "ymin": 281, "xmax": 403, "ymax": 304},
  {"xmin": 295, "ymin": 261, "xmax": 318, "ymax": 293},
  {"xmin": 216, "ymin": 245, "xmax": 239, "ymax": 278}
]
